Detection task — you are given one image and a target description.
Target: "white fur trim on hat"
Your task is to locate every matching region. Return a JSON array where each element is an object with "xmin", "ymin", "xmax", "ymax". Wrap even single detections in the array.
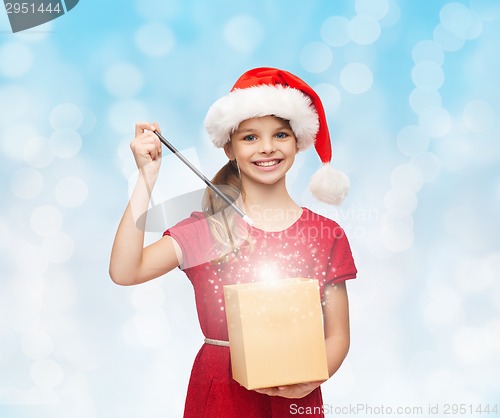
[
  {"xmin": 309, "ymin": 164, "xmax": 350, "ymax": 205},
  {"xmin": 204, "ymin": 85, "xmax": 319, "ymax": 151}
]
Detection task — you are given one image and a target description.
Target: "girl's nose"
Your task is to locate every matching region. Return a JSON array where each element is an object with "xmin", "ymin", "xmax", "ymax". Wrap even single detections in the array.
[{"xmin": 259, "ymin": 137, "xmax": 275, "ymax": 154}]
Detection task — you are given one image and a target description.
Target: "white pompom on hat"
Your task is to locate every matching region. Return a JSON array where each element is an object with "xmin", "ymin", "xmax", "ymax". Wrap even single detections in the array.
[{"xmin": 204, "ymin": 67, "xmax": 350, "ymax": 205}]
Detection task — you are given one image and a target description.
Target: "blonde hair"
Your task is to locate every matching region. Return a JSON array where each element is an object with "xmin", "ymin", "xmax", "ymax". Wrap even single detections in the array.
[{"xmin": 202, "ymin": 160, "xmax": 250, "ymax": 261}]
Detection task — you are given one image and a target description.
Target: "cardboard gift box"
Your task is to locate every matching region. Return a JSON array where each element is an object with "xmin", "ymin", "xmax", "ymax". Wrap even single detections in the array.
[{"xmin": 223, "ymin": 278, "xmax": 329, "ymax": 390}]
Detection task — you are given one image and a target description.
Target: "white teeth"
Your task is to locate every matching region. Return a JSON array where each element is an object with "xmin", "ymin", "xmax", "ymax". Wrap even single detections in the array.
[{"xmin": 255, "ymin": 160, "xmax": 279, "ymax": 167}]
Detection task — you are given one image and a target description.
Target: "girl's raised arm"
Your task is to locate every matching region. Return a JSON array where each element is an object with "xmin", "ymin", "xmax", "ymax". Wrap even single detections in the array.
[{"xmin": 109, "ymin": 122, "xmax": 182, "ymax": 286}]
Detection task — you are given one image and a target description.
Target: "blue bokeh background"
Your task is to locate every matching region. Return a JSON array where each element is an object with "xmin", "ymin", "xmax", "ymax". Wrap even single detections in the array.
[{"xmin": 1, "ymin": 1, "xmax": 499, "ymax": 417}]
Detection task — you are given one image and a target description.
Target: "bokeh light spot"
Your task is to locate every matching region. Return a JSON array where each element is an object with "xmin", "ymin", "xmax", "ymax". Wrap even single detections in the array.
[
  {"xmin": 410, "ymin": 152, "xmax": 441, "ymax": 183},
  {"xmin": 412, "ymin": 40, "xmax": 444, "ymax": 64},
  {"xmin": 422, "ymin": 283, "xmax": 462, "ymax": 325},
  {"xmin": 340, "ymin": 63, "xmax": 373, "ymax": 94},
  {"xmin": 300, "ymin": 42, "xmax": 333, "ymax": 73},
  {"xmin": 463, "ymin": 99, "xmax": 495, "ymax": 132},
  {"xmin": 23, "ymin": 136, "xmax": 55, "ymax": 168},
  {"xmin": 380, "ymin": 216, "xmax": 414, "ymax": 252},
  {"xmin": 380, "ymin": 0, "xmax": 401, "ymax": 26},
  {"xmin": 433, "ymin": 134, "xmax": 472, "ymax": 172},
  {"xmin": 0, "ymin": 42, "xmax": 33, "ymax": 78},
  {"xmin": 42, "ymin": 269, "xmax": 77, "ymax": 311},
  {"xmin": 348, "ymin": 14, "xmax": 381, "ymax": 45},
  {"xmin": 384, "ymin": 187, "xmax": 418, "ymax": 214},
  {"xmin": 123, "ymin": 311, "xmax": 171, "ymax": 348},
  {"xmin": 433, "ymin": 23, "xmax": 465, "ymax": 52},
  {"xmin": 223, "ymin": 15, "xmax": 264, "ymax": 53},
  {"xmin": 54, "ymin": 176, "xmax": 89, "ymax": 208},
  {"xmin": 314, "ymin": 84, "xmax": 341, "ymax": 113},
  {"xmin": 134, "ymin": 0, "xmax": 180, "ymax": 20},
  {"xmin": 42, "ymin": 232, "xmax": 74, "ymax": 263},
  {"xmin": 49, "ymin": 103, "xmax": 84, "ymax": 131},
  {"xmin": 135, "ymin": 23, "xmax": 175, "ymax": 57},
  {"xmin": 452, "ymin": 327, "xmax": 493, "ymax": 364},
  {"xmin": 22, "ymin": 330, "xmax": 54, "ymax": 360},
  {"xmin": 132, "ymin": 283, "xmax": 165, "ymax": 311},
  {"xmin": 49, "ymin": 129, "xmax": 82, "ymax": 158},
  {"xmin": 419, "ymin": 106, "xmax": 452, "ymax": 138},
  {"xmin": 30, "ymin": 205, "xmax": 63, "ymax": 238},
  {"xmin": 321, "ymin": 16, "xmax": 350, "ymax": 47},
  {"xmin": 440, "ymin": 3, "xmax": 483, "ymax": 40},
  {"xmin": 0, "ymin": 85, "xmax": 33, "ymax": 126},
  {"xmin": 443, "ymin": 205, "xmax": 485, "ymax": 250},
  {"xmin": 0, "ymin": 220, "xmax": 10, "ymax": 250},
  {"xmin": 355, "ymin": 0, "xmax": 389, "ymax": 20},
  {"xmin": 13, "ymin": 245, "xmax": 49, "ymax": 276},
  {"xmin": 30, "ymin": 359, "xmax": 64, "ymax": 388},
  {"xmin": 1, "ymin": 124, "xmax": 39, "ymax": 161},
  {"xmin": 104, "ymin": 62, "xmax": 144, "ymax": 98},
  {"xmin": 390, "ymin": 163, "xmax": 424, "ymax": 192},
  {"xmin": 396, "ymin": 125, "xmax": 430, "ymax": 156},
  {"xmin": 470, "ymin": 0, "xmax": 500, "ymax": 21},
  {"xmin": 455, "ymin": 254, "xmax": 498, "ymax": 294},
  {"xmin": 409, "ymin": 88, "xmax": 442, "ymax": 115},
  {"xmin": 10, "ymin": 167, "xmax": 44, "ymax": 199},
  {"xmin": 411, "ymin": 60, "xmax": 444, "ymax": 91}
]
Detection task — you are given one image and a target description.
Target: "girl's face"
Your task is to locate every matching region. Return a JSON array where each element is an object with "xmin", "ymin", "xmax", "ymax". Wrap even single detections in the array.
[{"xmin": 225, "ymin": 115, "xmax": 298, "ymax": 188}]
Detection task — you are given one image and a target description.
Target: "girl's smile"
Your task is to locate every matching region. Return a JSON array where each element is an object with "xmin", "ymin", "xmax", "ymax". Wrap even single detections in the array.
[{"xmin": 252, "ymin": 158, "xmax": 283, "ymax": 169}]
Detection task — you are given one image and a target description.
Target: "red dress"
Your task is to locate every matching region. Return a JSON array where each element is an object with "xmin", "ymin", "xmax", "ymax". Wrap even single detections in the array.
[{"xmin": 165, "ymin": 208, "xmax": 357, "ymax": 417}]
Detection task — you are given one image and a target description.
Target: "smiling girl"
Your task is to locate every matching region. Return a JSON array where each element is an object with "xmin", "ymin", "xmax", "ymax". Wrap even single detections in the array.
[{"xmin": 110, "ymin": 67, "xmax": 357, "ymax": 417}]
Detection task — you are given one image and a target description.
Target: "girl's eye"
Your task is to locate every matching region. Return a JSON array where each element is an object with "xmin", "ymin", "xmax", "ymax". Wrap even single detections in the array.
[
  {"xmin": 243, "ymin": 134, "xmax": 257, "ymax": 141},
  {"xmin": 275, "ymin": 132, "xmax": 289, "ymax": 139}
]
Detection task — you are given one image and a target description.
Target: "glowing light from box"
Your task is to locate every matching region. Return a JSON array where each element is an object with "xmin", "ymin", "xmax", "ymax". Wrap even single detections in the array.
[{"xmin": 256, "ymin": 263, "xmax": 281, "ymax": 283}]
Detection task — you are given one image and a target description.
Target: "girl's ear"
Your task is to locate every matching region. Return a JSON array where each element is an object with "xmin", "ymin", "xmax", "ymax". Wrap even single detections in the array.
[{"xmin": 224, "ymin": 142, "xmax": 234, "ymax": 160}]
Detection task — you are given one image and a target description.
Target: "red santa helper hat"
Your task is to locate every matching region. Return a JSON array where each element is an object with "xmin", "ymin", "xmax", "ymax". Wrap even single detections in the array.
[{"xmin": 204, "ymin": 67, "xmax": 350, "ymax": 205}]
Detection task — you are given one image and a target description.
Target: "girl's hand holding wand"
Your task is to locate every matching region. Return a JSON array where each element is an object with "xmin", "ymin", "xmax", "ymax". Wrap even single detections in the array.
[
  {"xmin": 131, "ymin": 121, "xmax": 162, "ymax": 178},
  {"xmin": 109, "ymin": 121, "xmax": 181, "ymax": 286}
]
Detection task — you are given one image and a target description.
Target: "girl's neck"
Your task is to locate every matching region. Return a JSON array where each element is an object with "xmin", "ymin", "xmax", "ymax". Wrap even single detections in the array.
[{"xmin": 242, "ymin": 181, "xmax": 302, "ymax": 231}]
